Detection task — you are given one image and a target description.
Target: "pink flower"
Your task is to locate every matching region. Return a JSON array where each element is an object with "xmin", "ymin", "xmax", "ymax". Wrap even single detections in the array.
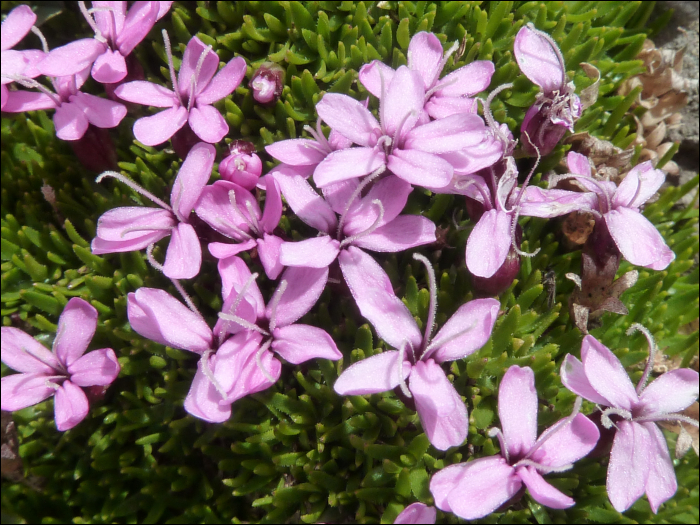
[
  {"xmin": 561, "ymin": 327, "xmax": 699, "ymax": 513},
  {"xmin": 334, "ymin": 251, "xmax": 499, "ymax": 450},
  {"xmin": 360, "ymin": 31, "xmax": 495, "ymax": 120},
  {"xmin": 1, "ymin": 298, "xmax": 120, "ymax": 431},
  {"xmin": 250, "ymin": 62, "xmax": 284, "ymax": 105},
  {"xmin": 430, "ymin": 366, "xmax": 599, "ymax": 519},
  {"xmin": 1, "ymin": 4, "xmax": 45, "ymax": 109},
  {"xmin": 514, "ymin": 24, "xmax": 581, "ymax": 156},
  {"xmin": 38, "ymin": 2, "xmax": 171, "ymax": 84},
  {"xmin": 114, "ymin": 33, "xmax": 246, "ymax": 146},
  {"xmin": 394, "ymin": 502, "xmax": 436, "ymax": 524},
  {"xmin": 219, "ymin": 140, "xmax": 262, "ymax": 190},
  {"xmin": 91, "ymin": 142, "xmax": 215, "ymax": 279}
]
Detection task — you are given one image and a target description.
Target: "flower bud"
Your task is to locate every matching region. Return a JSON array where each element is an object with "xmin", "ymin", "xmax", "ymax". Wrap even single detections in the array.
[
  {"xmin": 220, "ymin": 141, "xmax": 262, "ymax": 190},
  {"xmin": 250, "ymin": 62, "xmax": 285, "ymax": 105}
]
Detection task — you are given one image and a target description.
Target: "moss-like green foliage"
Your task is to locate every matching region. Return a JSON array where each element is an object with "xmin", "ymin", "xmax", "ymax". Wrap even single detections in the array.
[{"xmin": 2, "ymin": 1, "xmax": 698, "ymax": 523}]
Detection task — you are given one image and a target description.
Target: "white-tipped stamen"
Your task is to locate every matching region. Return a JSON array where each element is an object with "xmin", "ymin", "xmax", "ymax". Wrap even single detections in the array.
[
  {"xmin": 513, "ymin": 458, "xmax": 574, "ymax": 474},
  {"xmin": 601, "ymin": 407, "xmax": 633, "ymax": 430},
  {"xmin": 79, "ymin": 1, "xmax": 107, "ymax": 43},
  {"xmin": 391, "ymin": 110, "xmax": 417, "ymax": 151},
  {"xmin": 526, "ymin": 23, "xmax": 566, "ymax": 87},
  {"xmin": 379, "ymin": 67, "xmax": 387, "ymax": 128},
  {"xmin": 217, "ymin": 313, "xmax": 269, "ymax": 335},
  {"xmin": 162, "ymin": 30, "xmax": 184, "ymax": 106},
  {"xmin": 228, "ymin": 189, "xmax": 257, "ymax": 233},
  {"xmin": 316, "ymin": 118, "xmax": 332, "ymax": 151},
  {"xmin": 424, "ymin": 321, "xmax": 477, "ymax": 361},
  {"xmin": 268, "ymin": 280, "xmax": 288, "ymax": 333},
  {"xmin": 171, "ymin": 278, "xmax": 205, "ymax": 320},
  {"xmin": 375, "ymin": 135, "xmax": 392, "ymax": 151},
  {"xmin": 412, "ymin": 253, "xmax": 438, "ymax": 350},
  {"xmin": 200, "ymin": 350, "xmax": 227, "ymax": 398},
  {"xmin": 255, "ymin": 339, "xmax": 276, "ymax": 383},
  {"xmin": 96, "ymin": 171, "xmax": 173, "ymax": 211},
  {"xmin": 397, "ymin": 340, "xmax": 412, "ymax": 398},
  {"xmin": 3, "ymin": 75, "xmax": 62, "ymax": 105},
  {"xmin": 565, "ymin": 272, "xmax": 582, "ymax": 289},
  {"xmin": 45, "ymin": 379, "xmax": 62, "ymax": 391},
  {"xmin": 627, "ymin": 323, "xmax": 658, "ymax": 395},
  {"xmin": 172, "ymin": 177, "xmax": 186, "ymax": 222},
  {"xmin": 188, "ymin": 44, "xmax": 213, "ymax": 112},
  {"xmin": 146, "ymin": 243, "xmax": 165, "ymax": 273},
  {"xmin": 228, "ymin": 272, "xmax": 260, "ymax": 319},
  {"xmin": 20, "ymin": 346, "xmax": 63, "ymax": 373},
  {"xmin": 245, "ymin": 200, "xmax": 262, "ymax": 236},
  {"xmin": 339, "ymin": 200, "xmax": 384, "ymax": 248},
  {"xmin": 336, "ymin": 165, "xmax": 386, "ymax": 240},
  {"xmin": 525, "ymin": 397, "xmax": 583, "ymax": 460},
  {"xmin": 425, "ymin": 74, "xmax": 460, "ymax": 100},
  {"xmin": 439, "ymin": 40, "xmax": 460, "ymax": 70},
  {"xmin": 488, "ymin": 427, "xmax": 510, "ymax": 463},
  {"xmin": 30, "ymin": 26, "xmax": 49, "ymax": 53},
  {"xmin": 635, "ymin": 414, "xmax": 699, "ymax": 427},
  {"xmin": 302, "ymin": 122, "xmax": 332, "ymax": 154}
]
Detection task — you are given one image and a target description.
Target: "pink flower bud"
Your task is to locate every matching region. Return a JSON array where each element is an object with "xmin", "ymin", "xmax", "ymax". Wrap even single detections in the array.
[
  {"xmin": 250, "ymin": 62, "xmax": 284, "ymax": 105},
  {"xmin": 220, "ymin": 141, "xmax": 262, "ymax": 190}
]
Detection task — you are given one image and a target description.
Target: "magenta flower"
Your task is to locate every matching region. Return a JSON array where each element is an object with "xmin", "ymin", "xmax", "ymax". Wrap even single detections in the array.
[
  {"xmin": 114, "ymin": 33, "xmax": 246, "ymax": 146},
  {"xmin": 91, "ymin": 142, "xmax": 215, "ymax": 279},
  {"xmin": 1, "ymin": 298, "xmax": 120, "ymax": 431},
  {"xmin": 335, "ymin": 251, "xmax": 499, "ymax": 450},
  {"xmin": 219, "ymin": 140, "xmax": 262, "ymax": 190},
  {"xmin": 1, "ymin": 4, "xmax": 45, "ymax": 109},
  {"xmin": 514, "ymin": 24, "xmax": 581, "ymax": 156},
  {"xmin": 394, "ymin": 503, "xmax": 436, "ymax": 524},
  {"xmin": 38, "ymin": 2, "xmax": 171, "ymax": 84},
  {"xmin": 250, "ymin": 62, "xmax": 284, "ymax": 105},
  {"xmin": 561, "ymin": 327, "xmax": 699, "ymax": 513},
  {"xmin": 360, "ymin": 31, "xmax": 495, "ymax": 120},
  {"xmin": 431, "ymin": 366, "xmax": 599, "ymax": 519}
]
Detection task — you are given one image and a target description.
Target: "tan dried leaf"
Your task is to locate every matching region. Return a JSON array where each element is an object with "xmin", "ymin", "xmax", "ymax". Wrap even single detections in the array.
[{"xmin": 579, "ymin": 62, "xmax": 600, "ymax": 111}]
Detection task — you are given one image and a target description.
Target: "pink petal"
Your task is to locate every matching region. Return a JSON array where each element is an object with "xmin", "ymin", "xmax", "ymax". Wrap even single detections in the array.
[
  {"xmin": 530, "ymin": 414, "xmax": 600, "ymax": 468},
  {"xmin": 267, "ymin": 266, "xmax": 328, "ymax": 328},
  {"xmin": 214, "ymin": 287, "xmax": 259, "ymax": 340},
  {"xmin": 434, "ymin": 60, "xmax": 495, "ymax": 97},
  {"xmin": 93, "ymin": 206, "xmax": 174, "ymax": 246},
  {"xmin": 581, "ymin": 335, "xmax": 639, "ymax": 411},
  {"xmin": 465, "ymin": 209, "xmax": 512, "ymax": 278},
  {"xmin": 440, "ymin": 135, "xmax": 505, "ymax": 177},
  {"xmin": 358, "ymin": 60, "xmax": 395, "ymax": 98},
  {"xmin": 257, "ymin": 234, "xmax": 284, "ymax": 280},
  {"xmin": 92, "ymin": 2, "xmax": 126, "ymax": 42},
  {"xmin": 1, "ymin": 327, "xmax": 60, "ymax": 373},
  {"xmin": 566, "ymin": 151, "xmax": 591, "ymax": 177},
  {"xmin": 560, "ymin": 354, "xmax": 611, "ymax": 406},
  {"xmin": 314, "ymin": 147, "xmax": 386, "ymax": 188},
  {"xmin": 38, "ymin": 38, "xmax": 106, "ymax": 78},
  {"xmin": 133, "ymin": 106, "xmax": 188, "ymax": 146},
  {"xmin": 114, "ymin": 80, "xmax": 177, "ymax": 107},
  {"xmin": 265, "ymin": 138, "xmax": 328, "ymax": 166},
  {"xmin": 387, "ymin": 148, "xmax": 452, "ymax": 188},
  {"xmin": 613, "ymin": 161, "xmax": 665, "ymax": 209},
  {"xmin": 196, "ymin": 57, "xmax": 247, "ymax": 105},
  {"xmin": 69, "ymin": 92, "xmax": 126, "ymax": 129},
  {"xmin": 382, "ymin": 66, "xmax": 424, "ymax": 139},
  {"xmin": 260, "ymin": 175, "xmax": 282, "ymax": 233},
  {"xmin": 272, "ymin": 324, "xmax": 341, "ymax": 364},
  {"xmin": 410, "ymin": 359, "xmax": 468, "ymax": 450},
  {"xmin": 156, "ymin": 2, "xmax": 173, "ymax": 20},
  {"xmin": 217, "ymin": 339, "xmax": 281, "ymax": 404},
  {"xmin": 211, "ymin": 331, "xmax": 263, "ymax": 395},
  {"xmin": 352, "ymin": 215, "xmax": 436, "ymax": 253},
  {"xmin": 643, "ymin": 422, "xmax": 678, "ymax": 513},
  {"xmin": 127, "ymin": 288, "xmax": 212, "ymax": 353},
  {"xmin": 115, "ymin": 0, "xmax": 159, "ymax": 56},
  {"xmin": 514, "ymin": 26, "xmax": 564, "ymax": 92},
  {"xmin": 1, "ymin": 49, "xmax": 44, "ymax": 80},
  {"xmin": 215, "ymin": 253, "xmax": 265, "ymax": 314},
  {"xmin": 178, "ymin": 36, "xmax": 219, "ymax": 99},
  {"xmin": 428, "ymin": 298, "xmax": 500, "ymax": 363},
  {"xmin": 638, "ymin": 369, "xmax": 699, "ymax": 417},
  {"xmin": 322, "ymin": 179, "xmax": 360, "ymax": 216},
  {"xmin": 209, "ymin": 240, "xmax": 256, "ymax": 260},
  {"xmin": 68, "ymin": 348, "xmax": 120, "ymax": 387},
  {"xmin": 54, "ymin": 380, "xmax": 89, "ymax": 431},
  {"xmin": 194, "ymin": 181, "xmax": 254, "ymax": 241},
  {"xmin": 407, "ymin": 32, "xmax": 444, "ymax": 89},
  {"xmin": 1, "ymin": 373, "xmax": 55, "ymax": 411},
  {"xmin": 189, "ymin": 104, "xmax": 228, "ymax": 143},
  {"xmin": 91, "ymin": 48, "xmax": 127, "ymax": 83},
  {"xmin": 339, "ymin": 246, "xmax": 422, "ymax": 351},
  {"xmin": 343, "ymin": 175, "xmax": 412, "ymax": 236},
  {"xmin": 273, "ymin": 170, "xmax": 337, "ymax": 233},
  {"xmin": 90, "ymin": 231, "xmax": 172, "ymax": 255},
  {"xmin": 499, "ymin": 365, "xmax": 538, "ymax": 458},
  {"xmin": 316, "ymin": 93, "xmax": 380, "ymax": 147},
  {"xmin": 171, "ymin": 142, "xmax": 215, "ymax": 221},
  {"xmin": 394, "ymin": 503, "xmax": 436, "ymax": 525},
  {"xmin": 163, "ymin": 222, "xmax": 202, "ymax": 279},
  {"xmin": 519, "ymin": 187, "xmax": 599, "ymax": 218},
  {"xmin": 1, "ymin": 90, "xmax": 57, "ymax": 112},
  {"xmin": 607, "ymin": 420, "xmax": 652, "ymax": 513},
  {"xmin": 183, "ymin": 354, "xmax": 231, "ymax": 423},
  {"xmin": 1, "ymin": 5, "xmax": 37, "ymax": 50},
  {"xmin": 425, "ymin": 96, "xmax": 477, "ymax": 120},
  {"xmin": 333, "ymin": 351, "xmax": 411, "ymax": 395},
  {"xmin": 54, "ymin": 102, "xmax": 89, "ymax": 141},
  {"xmin": 279, "ymin": 237, "xmax": 340, "ymax": 268},
  {"xmin": 430, "ymin": 462, "xmax": 471, "ymax": 512},
  {"xmin": 53, "ymin": 297, "xmax": 97, "ymax": 367},
  {"xmin": 447, "ymin": 456, "xmax": 522, "ymax": 520},
  {"xmin": 517, "ymin": 466, "xmax": 574, "ymax": 509}
]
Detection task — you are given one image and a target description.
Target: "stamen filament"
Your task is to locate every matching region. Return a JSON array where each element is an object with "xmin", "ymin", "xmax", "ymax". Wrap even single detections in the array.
[
  {"xmin": 162, "ymin": 30, "xmax": 183, "ymax": 106},
  {"xmin": 3, "ymin": 75, "xmax": 62, "ymax": 106},
  {"xmin": 626, "ymin": 323, "xmax": 658, "ymax": 395},
  {"xmin": 412, "ymin": 253, "xmax": 438, "ymax": 351},
  {"xmin": 255, "ymin": 339, "xmax": 276, "ymax": 383},
  {"xmin": 525, "ymin": 397, "xmax": 583, "ymax": 460},
  {"xmin": 601, "ymin": 407, "xmax": 633, "ymax": 430},
  {"xmin": 316, "ymin": 119, "xmax": 332, "ymax": 151},
  {"xmin": 146, "ymin": 243, "xmax": 165, "ymax": 273},
  {"xmin": 526, "ymin": 23, "xmax": 566, "ymax": 87},
  {"xmin": 217, "ymin": 313, "xmax": 269, "ymax": 335},
  {"xmin": 20, "ymin": 346, "xmax": 62, "ymax": 373},
  {"xmin": 245, "ymin": 200, "xmax": 262, "ymax": 236},
  {"xmin": 200, "ymin": 350, "xmax": 227, "ymax": 398},
  {"xmin": 268, "ymin": 280, "xmax": 288, "ymax": 333},
  {"xmin": 30, "ymin": 26, "xmax": 49, "ymax": 53},
  {"xmin": 339, "ymin": 200, "xmax": 385, "ymax": 248},
  {"xmin": 634, "ymin": 414, "xmax": 699, "ymax": 427},
  {"xmin": 189, "ymin": 44, "xmax": 213, "ymax": 111},
  {"xmin": 228, "ymin": 190, "xmax": 257, "ymax": 233},
  {"xmin": 423, "ymin": 321, "xmax": 477, "ymax": 361},
  {"xmin": 546, "ymin": 173, "xmax": 612, "ymax": 213},
  {"xmin": 96, "ymin": 171, "xmax": 173, "ymax": 211},
  {"xmin": 514, "ymin": 458, "xmax": 574, "ymax": 474},
  {"xmin": 120, "ymin": 225, "xmax": 175, "ymax": 237},
  {"xmin": 79, "ymin": 1, "xmax": 107, "ymax": 43},
  {"xmin": 171, "ymin": 278, "xmax": 205, "ymax": 321},
  {"xmin": 336, "ymin": 165, "xmax": 386, "ymax": 240},
  {"xmin": 397, "ymin": 340, "xmax": 412, "ymax": 398},
  {"xmin": 510, "ymin": 206, "xmax": 541, "ymax": 258},
  {"xmin": 391, "ymin": 110, "xmax": 417, "ymax": 151},
  {"xmin": 488, "ymin": 427, "xmax": 510, "ymax": 464}
]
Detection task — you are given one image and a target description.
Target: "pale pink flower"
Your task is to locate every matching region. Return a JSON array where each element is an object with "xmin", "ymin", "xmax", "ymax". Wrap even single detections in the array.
[{"xmin": 394, "ymin": 502, "xmax": 436, "ymax": 524}]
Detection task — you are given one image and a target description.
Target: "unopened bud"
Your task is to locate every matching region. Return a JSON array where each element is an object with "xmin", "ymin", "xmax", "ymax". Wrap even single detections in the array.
[
  {"xmin": 250, "ymin": 62, "xmax": 285, "ymax": 105},
  {"xmin": 220, "ymin": 141, "xmax": 262, "ymax": 190}
]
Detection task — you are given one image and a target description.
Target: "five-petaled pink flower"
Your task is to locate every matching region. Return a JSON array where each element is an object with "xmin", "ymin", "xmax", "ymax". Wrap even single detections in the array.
[
  {"xmin": 334, "ymin": 251, "xmax": 499, "ymax": 450},
  {"xmin": 115, "ymin": 33, "xmax": 246, "ymax": 146},
  {"xmin": 1, "ymin": 298, "xmax": 120, "ymax": 431},
  {"xmin": 561, "ymin": 327, "xmax": 699, "ymax": 513},
  {"xmin": 430, "ymin": 365, "xmax": 599, "ymax": 519}
]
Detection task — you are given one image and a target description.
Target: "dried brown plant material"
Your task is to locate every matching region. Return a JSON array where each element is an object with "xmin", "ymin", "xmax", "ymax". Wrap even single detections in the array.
[
  {"xmin": 659, "ymin": 403, "xmax": 699, "ymax": 458},
  {"xmin": 579, "ymin": 62, "xmax": 601, "ymax": 111},
  {"xmin": 562, "ymin": 210, "xmax": 596, "ymax": 246},
  {"xmin": 564, "ymin": 132, "xmax": 633, "ymax": 183}
]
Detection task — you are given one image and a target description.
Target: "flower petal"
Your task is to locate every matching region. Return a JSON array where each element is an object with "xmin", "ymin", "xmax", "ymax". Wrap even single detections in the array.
[
  {"xmin": 163, "ymin": 222, "xmax": 202, "ymax": 279},
  {"xmin": 272, "ymin": 324, "xmax": 341, "ymax": 364},
  {"xmin": 1, "ymin": 90, "xmax": 57, "ymax": 112},
  {"xmin": 428, "ymin": 298, "xmax": 500, "ymax": 363},
  {"xmin": 434, "ymin": 60, "xmax": 495, "ymax": 97},
  {"xmin": 69, "ymin": 92, "xmax": 126, "ymax": 129},
  {"xmin": 178, "ymin": 36, "xmax": 219, "ymax": 99},
  {"xmin": 465, "ymin": 209, "xmax": 512, "ymax": 278},
  {"xmin": 54, "ymin": 102, "xmax": 89, "ymax": 141},
  {"xmin": 68, "ymin": 348, "xmax": 120, "ymax": 387},
  {"xmin": 519, "ymin": 187, "xmax": 599, "ymax": 218},
  {"xmin": 514, "ymin": 26, "xmax": 564, "ymax": 92},
  {"xmin": 407, "ymin": 32, "xmax": 445, "ymax": 89},
  {"xmin": 334, "ymin": 351, "xmax": 411, "ymax": 395},
  {"xmin": 91, "ymin": 48, "xmax": 127, "ymax": 83},
  {"xmin": 273, "ymin": 169, "xmax": 338, "ymax": 233},
  {"xmin": 54, "ymin": 380, "xmax": 89, "ymax": 431},
  {"xmin": 171, "ymin": 142, "xmax": 215, "ymax": 221},
  {"xmin": 430, "ymin": 462, "xmax": 471, "ymax": 512},
  {"xmin": 499, "ymin": 365, "xmax": 538, "ymax": 459},
  {"xmin": 189, "ymin": 104, "xmax": 228, "ymax": 143},
  {"xmin": 530, "ymin": 413, "xmax": 600, "ymax": 468},
  {"xmin": 351, "ymin": 215, "xmax": 436, "ymax": 253},
  {"xmin": 217, "ymin": 339, "xmax": 281, "ymax": 405},
  {"xmin": 517, "ymin": 466, "xmax": 575, "ymax": 509},
  {"xmin": 322, "ymin": 179, "xmax": 359, "ymax": 215},
  {"xmin": 215, "ymin": 253, "xmax": 265, "ymax": 314},
  {"xmin": 92, "ymin": 207, "xmax": 174, "ymax": 253},
  {"xmin": 638, "ymin": 368, "xmax": 699, "ymax": 417},
  {"xmin": 1, "ymin": 5, "xmax": 37, "ymax": 50},
  {"xmin": 343, "ymin": 175, "xmax": 412, "ymax": 236},
  {"xmin": 607, "ymin": 206, "xmax": 675, "ymax": 268},
  {"xmin": 613, "ymin": 161, "xmax": 665, "ymax": 209},
  {"xmin": 339, "ymin": 246, "xmax": 422, "ymax": 351},
  {"xmin": 114, "ymin": 80, "xmax": 177, "ymax": 107},
  {"xmin": 1, "ymin": 327, "xmax": 60, "ymax": 373},
  {"xmin": 279, "ymin": 236, "xmax": 339, "ymax": 268},
  {"xmin": 607, "ymin": 420, "xmax": 652, "ymax": 513},
  {"xmin": 1, "ymin": 373, "xmax": 55, "ymax": 411},
  {"xmin": 183, "ymin": 355, "xmax": 232, "ymax": 423},
  {"xmin": 53, "ymin": 297, "xmax": 97, "ymax": 367},
  {"xmin": 265, "ymin": 139, "xmax": 328, "ymax": 167},
  {"xmin": 410, "ymin": 359, "xmax": 468, "ymax": 450},
  {"xmin": 404, "ymin": 113, "xmax": 488, "ymax": 153},
  {"xmin": 394, "ymin": 503, "xmax": 436, "ymax": 525},
  {"xmin": 194, "ymin": 180, "xmax": 254, "ymax": 241},
  {"xmin": 38, "ymin": 38, "xmax": 106, "ymax": 78},
  {"xmin": 133, "ymin": 106, "xmax": 188, "ymax": 146},
  {"xmin": 197, "ymin": 57, "xmax": 247, "ymax": 104},
  {"xmin": 358, "ymin": 60, "xmax": 395, "ymax": 98},
  {"xmin": 270, "ymin": 266, "xmax": 328, "ymax": 328},
  {"xmin": 560, "ymin": 353, "xmax": 611, "ymax": 406},
  {"xmin": 643, "ymin": 422, "xmax": 677, "ymax": 513},
  {"xmin": 581, "ymin": 335, "xmax": 638, "ymax": 411},
  {"xmin": 115, "ymin": 0, "xmax": 159, "ymax": 55},
  {"xmin": 566, "ymin": 151, "xmax": 591, "ymax": 177},
  {"xmin": 314, "ymin": 147, "xmax": 386, "ymax": 188},
  {"xmin": 316, "ymin": 93, "xmax": 380, "ymax": 147},
  {"xmin": 260, "ymin": 175, "xmax": 283, "ymax": 234},
  {"xmin": 425, "ymin": 96, "xmax": 477, "ymax": 119},
  {"xmin": 257, "ymin": 234, "xmax": 284, "ymax": 280},
  {"xmin": 387, "ymin": 148, "xmax": 452, "ymax": 188}
]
